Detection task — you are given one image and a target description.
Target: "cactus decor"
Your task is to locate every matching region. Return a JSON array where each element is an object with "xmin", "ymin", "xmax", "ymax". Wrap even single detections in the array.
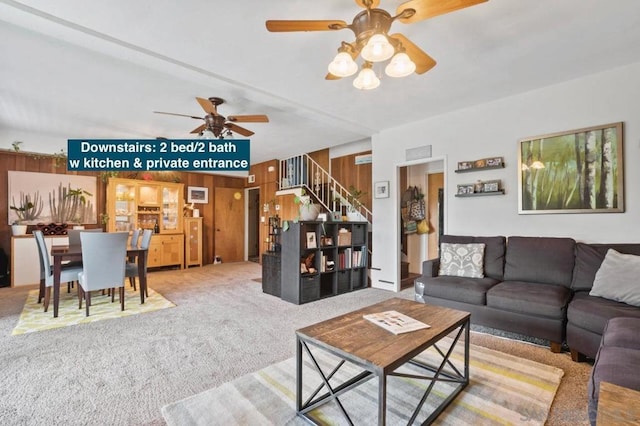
[
  {"xmin": 49, "ymin": 184, "xmax": 94, "ymax": 223},
  {"xmin": 10, "ymin": 192, "xmax": 44, "ymax": 223}
]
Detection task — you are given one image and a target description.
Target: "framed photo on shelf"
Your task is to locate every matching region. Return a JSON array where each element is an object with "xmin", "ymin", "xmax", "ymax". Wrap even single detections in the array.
[
  {"xmin": 457, "ymin": 184, "xmax": 475, "ymax": 195},
  {"xmin": 374, "ymin": 181, "xmax": 390, "ymax": 198},
  {"xmin": 306, "ymin": 232, "xmax": 317, "ymax": 249},
  {"xmin": 518, "ymin": 122, "xmax": 624, "ymax": 214},
  {"xmin": 474, "ymin": 159, "xmax": 487, "ymax": 169},
  {"xmin": 483, "ymin": 180, "xmax": 501, "ymax": 192},
  {"xmin": 485, "ymin": 157, "xmax": 504, "ymax": 167},
  {"xmin": 187, "ymin": 186, "xmax": 209, "ymax": 204},
  {"xmin": 457, "ymin": 161, "xmax": 473, "ymax": 171}
]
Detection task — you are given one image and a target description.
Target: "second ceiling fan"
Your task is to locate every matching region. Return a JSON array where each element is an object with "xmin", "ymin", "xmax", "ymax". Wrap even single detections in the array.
[
  {"xmin": 266, "ymin": 0, "xmax": 488, "ymax": 89},
  {"xmin": 154, "ymin": 97, "xmax": 269, "ymax": 138}
]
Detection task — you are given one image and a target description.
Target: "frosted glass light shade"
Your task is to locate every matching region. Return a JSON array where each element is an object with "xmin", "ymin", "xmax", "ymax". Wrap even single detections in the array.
[
  {"xmin": 353, "ymin": 67, "xmax": 380, "ymax": 90},
  {"xmin": 328, "ymin": 52, "xmax": 357, "ymax": 77},
  {"xmin": 361, "ymin": 34, "xmax": 394, "ymax": 62},
  {"xmin": 200, "ymin": 129, "xmax": 215, "ymax": 139},
  {"xmin": 385, "ymin": 52, "xmax": 416, "ymax": 77}
]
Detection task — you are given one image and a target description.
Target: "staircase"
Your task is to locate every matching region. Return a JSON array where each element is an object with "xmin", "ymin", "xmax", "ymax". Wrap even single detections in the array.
[{"xmin": 278, "ymin": 154, "xmax": 372, "ymax": 226}]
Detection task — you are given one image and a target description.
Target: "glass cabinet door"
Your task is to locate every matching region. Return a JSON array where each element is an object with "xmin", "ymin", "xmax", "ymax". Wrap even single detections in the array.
[
  {"xmin": 137, "ymin": 184, "xmax": 161, "ymax": 232},
  {"xmin": 113, "ymin": 182, "xmax": 136, "ymax": 232},
  {"xmin": 162, "ymin": 185, "xmax": 180, "ymax": 232}
]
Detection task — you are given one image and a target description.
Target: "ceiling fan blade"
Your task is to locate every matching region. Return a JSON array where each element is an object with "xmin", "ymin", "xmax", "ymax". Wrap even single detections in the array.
[
  {"xmin": 266, "ymin": 20, "xmax": 348, "ymax": 32},
  {"xmin": 396, "ymin": 0, "xmax": 487, "ymax": 24},
  {"xmin": 154, "ymin": 111, "xmax": 202, "ymax": 120},
  {"xmin": 227, "ymin": 114, "xmax": 269, "ymax": 123},
  {"xmin": 225, "ymin": 123, "xmax": 254, "ymax": 137},
  {"xmin": 389, "ymin": 33, "xmax": 436, "ymax": 74},
  {"xmin": 196, "ymin": 97, "xmax": 218, "ymax": 115},
  {"xmin": 190, "ymin": 124, "xmax": 206, "ymax": 134},
  {"xmin": 354, "ymin": 0, "xmax": 380, "ymax": 8}
]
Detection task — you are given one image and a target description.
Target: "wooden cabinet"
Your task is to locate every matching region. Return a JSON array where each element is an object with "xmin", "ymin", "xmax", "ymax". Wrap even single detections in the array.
[
  {"xmin": 107, "ymin": 177, "xmax": 184, "ymax": 268},
  {"xmin": 147, "ymin": 234, "xmax": 184, "ymax": 269},
  {"xmin": 184, "ymin": 217, "xmax": 203, "ymax": 268},
  {"xmin": 11, "ymin": 235, "xmax": 69, "ymax": 287},
  {"xmin": 106, "ymin": 177, "xmax": 184, "ymax": 234},
  {"xmin": 280, "ymin": 221, "xmax": 368, "ymax": 305}
]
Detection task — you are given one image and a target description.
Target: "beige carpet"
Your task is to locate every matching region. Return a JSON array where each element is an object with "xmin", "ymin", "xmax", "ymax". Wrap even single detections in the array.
[
  {"xmin": 162, "ymin": 335, "xmax": 564, "ymax": 425},
  {"xmin": 12, "ymin": 286, "xmax": 175, "ymax": 335}
]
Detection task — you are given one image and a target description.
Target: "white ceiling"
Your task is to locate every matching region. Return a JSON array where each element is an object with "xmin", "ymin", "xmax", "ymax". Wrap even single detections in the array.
[{"xmin": 2, "ymin": 0, "xmax": 640, "ymax": 165}]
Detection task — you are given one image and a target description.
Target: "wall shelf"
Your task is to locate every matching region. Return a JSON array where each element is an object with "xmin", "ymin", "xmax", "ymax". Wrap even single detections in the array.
[
  {"xmin": 455, "ymin": 164, "xmax": 505, "ymax": 173},
  {"xmin": 455, "ymin": 190, "xmax": 505, "ymax": 198}
]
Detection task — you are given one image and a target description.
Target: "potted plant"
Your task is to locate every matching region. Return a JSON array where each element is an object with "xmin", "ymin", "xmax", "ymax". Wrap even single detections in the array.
[
  {"xmin": 9, "ymin": 200, "xmax": 35, "ymax": 236},
  {"xmin": 294, "ymin": 189, "xmax": 321, "ymax": 221},
  {"xmin": 346, "ymin": 185, "xmax": 366, "ymax": 221}
]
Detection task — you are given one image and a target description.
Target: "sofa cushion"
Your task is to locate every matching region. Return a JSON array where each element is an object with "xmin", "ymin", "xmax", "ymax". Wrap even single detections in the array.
[
  {"xmin": 440, "ymin": 235, "xmax": 506, "ymax": 280},
  {"xmin": 601, "ymin": 317, "xmax": 640, "ymax": 350},
  {"xmin": 567, "ymin": 292, "xmax": 640, "ymax": 335},
  {"xmin": 503, "ymin": 236, "xmax": 575, "ymax": 287},
  {"xmin": 486, "ymin": 281, "xmax": 571, "ymax": 319},
  {"xmin": 416, "ymin": 275, "xmax": 499, "ymax": 305},
  {"xmin": 438, "ymin": 242, "xmax": 485, "ymax": 278},
  {"xmin": 572, "ymin": 243, "xmax": 640, "ymax": 292},
  {"xmin": 589, "ymin": 249, "xmax": 640, "ymax": 307}
]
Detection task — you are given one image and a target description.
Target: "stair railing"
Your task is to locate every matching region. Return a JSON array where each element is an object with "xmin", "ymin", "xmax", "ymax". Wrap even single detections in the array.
[{"xmin": 279, "ymin": 154, "xmax": 372, "ymax": 225}]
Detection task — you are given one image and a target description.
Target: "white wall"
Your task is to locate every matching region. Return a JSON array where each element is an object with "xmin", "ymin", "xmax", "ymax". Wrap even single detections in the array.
[{"xmin": 371, "ymin": 61, "xmax": 640, "ymax": 291}]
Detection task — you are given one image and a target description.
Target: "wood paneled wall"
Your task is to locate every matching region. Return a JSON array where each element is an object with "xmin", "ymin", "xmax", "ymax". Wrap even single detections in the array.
[
  {"xmin": 0, "ymin": 150, "xmax": 244, "ymax": 267},
  {"xmin": 330, "ymin": 150, "xmax": 373, "ymax": 211}
]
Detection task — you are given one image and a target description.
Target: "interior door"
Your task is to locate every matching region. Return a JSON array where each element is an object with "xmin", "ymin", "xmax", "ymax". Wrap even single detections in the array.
[
  {"xmin": 214, "ymin": 188, "xmax": 245, "ymax": 263},
  {"xmin": 427, "ymin": 173, "xmax": 444, "ymax": 259}
]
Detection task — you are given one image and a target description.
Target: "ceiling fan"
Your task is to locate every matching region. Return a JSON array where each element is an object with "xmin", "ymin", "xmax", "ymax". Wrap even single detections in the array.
[
  {"xmin": 154, "ymin": 97, "xmax": 269, "ymax": 138},
  {"xmin": 266, "ymin": 0, "xmax": 487, "ymax": 89}
]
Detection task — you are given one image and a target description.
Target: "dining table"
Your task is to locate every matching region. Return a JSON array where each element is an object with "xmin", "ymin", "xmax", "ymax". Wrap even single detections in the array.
[{"xmin": 50, "ymin": 243, "xmax": 149, "ymax": 318}]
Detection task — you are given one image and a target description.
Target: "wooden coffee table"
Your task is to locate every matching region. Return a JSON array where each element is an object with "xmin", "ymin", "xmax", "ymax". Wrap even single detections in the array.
[{"xmin": 295, "ymin": 297, "xmax": 470, "ymax": 425}]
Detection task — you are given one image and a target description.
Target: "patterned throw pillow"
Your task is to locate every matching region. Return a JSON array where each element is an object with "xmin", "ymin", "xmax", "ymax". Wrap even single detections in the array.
[{"xmin": 438, "ymin": 243, "xmax": 485, "ymax": 278}]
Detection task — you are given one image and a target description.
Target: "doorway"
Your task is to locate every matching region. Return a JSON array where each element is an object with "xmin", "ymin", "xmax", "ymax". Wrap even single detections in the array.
[
  {"xmin": 247, "ymin": 188, "xmax": 260, "ymax": 263},
  {"xmin": 398, "ymin": 160, "xmax": 445, "ymax": 289}
]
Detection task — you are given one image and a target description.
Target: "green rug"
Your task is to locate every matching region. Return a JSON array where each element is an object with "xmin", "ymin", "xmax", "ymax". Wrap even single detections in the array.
[
  {"xmin": 162, "ymin": 337, "xmax": 564, "ymax": 425},
  {"xmin": 12, "ymin": 286, "xmax": 175, "ymax": 335}
]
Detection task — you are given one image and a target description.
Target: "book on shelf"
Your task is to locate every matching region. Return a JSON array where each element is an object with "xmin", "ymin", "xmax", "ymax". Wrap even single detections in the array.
[{"xmin": 363, "ymin": 310, "xmax": 430, "ymax": 335}]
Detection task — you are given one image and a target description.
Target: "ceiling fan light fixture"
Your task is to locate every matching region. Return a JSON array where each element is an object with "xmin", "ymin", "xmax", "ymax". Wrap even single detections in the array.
[
  {"xmin": 385, "ymin": 52, "xmax": 416, "ymax": 77},
  {"xmin": 328, "ymin": 52, "xmax": 358, "ymax": 77},
  {"xmin": 361, "ymin": 34, "xmax": 394, "ymax": 62},
  {"xmin": 200, "ymin": 129, "xmax": 216, "ymax": 139},
  {"xmin": 353, "ymin": 67, "xmax": 380, "ymax": 90}
]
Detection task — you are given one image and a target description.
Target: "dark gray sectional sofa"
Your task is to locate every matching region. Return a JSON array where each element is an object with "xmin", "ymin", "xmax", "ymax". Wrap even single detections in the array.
[
  {"xmin": 414, "ymin": 235, "xmax": 640, "ymax": 356},
  {"xmin": 566, "ymin": 243, "xmax": 640, "ymax": 360},
  {"xmin": 588, "ymin": 317, "xmax": 640, "ymax": 425}
]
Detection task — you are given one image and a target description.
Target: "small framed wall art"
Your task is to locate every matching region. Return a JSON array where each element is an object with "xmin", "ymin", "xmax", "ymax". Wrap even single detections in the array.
[
  {"xmin": 187, "ymin": 186, "xmax": 209, "ymax": 204},
  {"xmin": 374, "ymin": 181, "xmax": 390, "ymax": 199}
]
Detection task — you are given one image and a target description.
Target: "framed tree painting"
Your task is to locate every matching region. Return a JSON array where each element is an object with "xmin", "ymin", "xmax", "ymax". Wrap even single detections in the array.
[{"xmin": 518, "ymin": 122, "xmax": 624, "ymax": 214}]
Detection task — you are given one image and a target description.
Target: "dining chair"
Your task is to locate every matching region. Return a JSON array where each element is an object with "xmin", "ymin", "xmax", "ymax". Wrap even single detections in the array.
[
  {"xmin": 130, "ymin": 228, "xmax": 141, "ymax": 248},
  {"xmin": 126, "ymin": 229, "xmax": 152, "ymax": 295},
  {"xmin": 67, "ymin": 228, "xmax": 103, "ymax": 246},
  {"xmin": 33, "ymin": 230, "xmax": 84, "ymax": 311},
  {"xmin": 77, "ymin": 232, "xmax": 128, "ymax": 316}
]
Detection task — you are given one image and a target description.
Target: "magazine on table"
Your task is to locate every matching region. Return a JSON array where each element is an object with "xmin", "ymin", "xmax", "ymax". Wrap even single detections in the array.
[{"xmin": 363, "ymin": 310, "xmax": 430, "ymax": 335}]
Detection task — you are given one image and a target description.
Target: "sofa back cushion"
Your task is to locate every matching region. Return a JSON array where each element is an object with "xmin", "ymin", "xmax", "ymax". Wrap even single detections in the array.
[
  {"xmin": 572, "ymin": 243, "xmax": 640, "ymax": 291},
  {"xmin": 440, "ymin": 235, "xmax": 506, "ymax": 280},
  {"xmin": 504, "ymin": 236, "xmax": 576, "ymax": 287}
]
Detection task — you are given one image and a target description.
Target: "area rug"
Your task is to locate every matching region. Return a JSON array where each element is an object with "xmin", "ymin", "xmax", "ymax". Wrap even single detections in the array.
[
  {"xmin": 12, "ymin": 286, "xmax": 175, "ymax": 335},
  {"xmin": 162, "ymin": 337, "xmax": 564, "ymax": 425}
]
